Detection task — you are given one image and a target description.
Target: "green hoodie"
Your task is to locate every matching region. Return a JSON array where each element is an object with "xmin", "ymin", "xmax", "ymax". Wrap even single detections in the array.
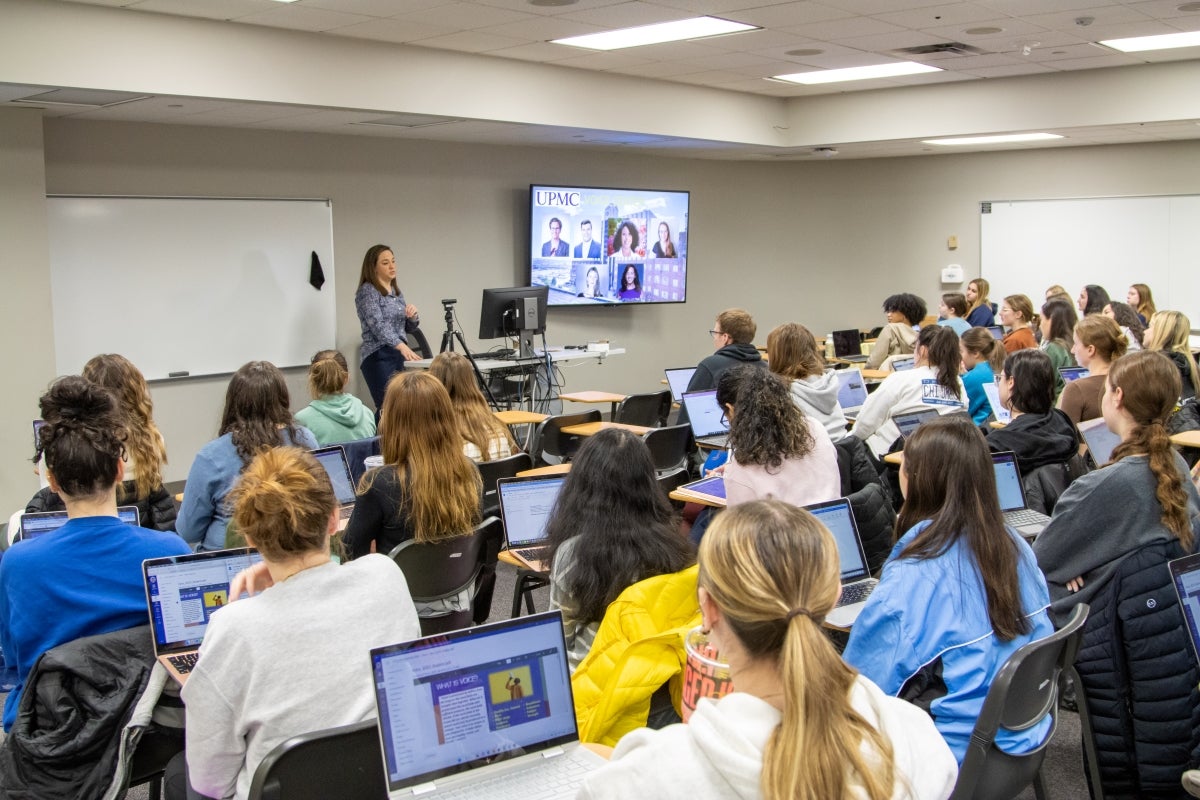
[{"xmin": 295, "ymin": 393, "xmax": 376, "ymax": 446}]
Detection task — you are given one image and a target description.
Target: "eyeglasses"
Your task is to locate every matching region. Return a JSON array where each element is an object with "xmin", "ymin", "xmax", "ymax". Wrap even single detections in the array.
[{"xmin": 709, "ymin": 329, "xmax": 725, "ymax": 338}]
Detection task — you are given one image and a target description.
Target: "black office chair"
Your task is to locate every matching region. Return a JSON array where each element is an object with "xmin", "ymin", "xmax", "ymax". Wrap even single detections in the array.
[
  {"xmin": 656, "ymin": 466, "xmax": 691, "ymax": 502},
  {"xmin": 642, "ymin": 423, "xmax": 695, "ymax": 474},
  {"xmin": 529, "ymin": 410, "xmax": 601, "ymax": 467},
  {"xmin": 948, "ymin": 603, "xmax": 1089, "ymax": 800},
  {"xmin": 407, "ymin": 327, "xmax": 433, "ymax": 359},
  {"xmin": 388, "ymin": 517, "xmax": 499, "ymax": 635},
  {"xmin": 475, "ymin": 452, "xmax": 533, "ymax": 518},
  {"xmin": 615, "ymin": 390, "xmax": 672, "ymax": 427},
  {"xmin": 247, "ymin": 720, "xmax": 387, "ymax": 800}
]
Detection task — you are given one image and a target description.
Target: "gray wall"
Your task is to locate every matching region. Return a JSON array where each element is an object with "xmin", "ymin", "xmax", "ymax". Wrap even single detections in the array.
[{"xmin": 5, "ymin": 110, "xmax": 1199, "ymax": 514}]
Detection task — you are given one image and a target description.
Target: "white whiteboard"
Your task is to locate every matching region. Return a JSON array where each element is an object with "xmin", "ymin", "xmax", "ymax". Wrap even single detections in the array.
[
  {"xmin": 47, "ymin": 196, "xmax": 336, "ymax": 380},
  {"xmin": 980, "ymin": 195, "xmax": 1200, "ymax": 322}
]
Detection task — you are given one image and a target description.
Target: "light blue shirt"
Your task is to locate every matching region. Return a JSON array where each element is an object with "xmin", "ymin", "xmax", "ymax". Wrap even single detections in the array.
[{"xmin": 938, "ymin": 317, "xmax": 971, "ymax": 337}]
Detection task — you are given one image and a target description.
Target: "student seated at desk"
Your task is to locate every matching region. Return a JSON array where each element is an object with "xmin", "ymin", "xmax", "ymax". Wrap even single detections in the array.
[
  {"xmin": 23, "ymin": 353, "xmax": 178, "ymax": 531},
  {"xmin": 1060, "ymin": 314, "xmax": 1125, "ymax": 425},
  {"xmin": 177, "ymin": 362, "xmax": 318, "ymax": 551},
  {"xmin": 170, "ymin": 447, "xmax": 420, "ymax": 800},
  {"xmin": 0, "ymin": 376, "xmax": 190, "ymax": 732},
  {"xmin": 716, "ymin": 365, "xmax": 839, "ymax": 508},
  {"xmin": 1103, "ymin": 301, "xmax": 1144, "ymax": 352},
  {"xmin": 865, "ymin": 293, "xmax": 925, "ymax": 370},
  {"xmin": 844, "ymin": 416, "xmax": 1054, "ymax": 764},
  {"xmin": 853, "ymin": 325, "xmax": 967, "ymax": 459},
  {"xmin": 960, "ymin": 327, "xmax": 1005, "ymax": 425},
  {"xmin": 765, "ymin": 322, "xmax": 848, "ymax": 441},
  {"xmin": 986, "ymin": 349, "xmax": 1078, "ymax": 476},
  {"xmin": 1000, "ymin": 294, "xmax": 1037, "ymax": 354},
  {"xmin": 1145, "ymin": 310, "xmax": 1200, "ymax": 401},
  {"xmin": 546, "ymin": 429, "xmax": 693, "ymax": 671},
  {"xmin": 579, "ymin": 500, "xmax": 958, "ymax": 800},
  {"xmin": 965, "ymin": 278, "xmax": 995, "ymax": 328},
  {"xmin": 683, "ymin": 308, "xmax": 765, "ymax": 395},
  {"xmin": 294, "ymin": 349, "xmax": 375, "ymax": 446},
  {"xmin": 429, "ymin": 350, "xmax": 516, "ymax": 462},
  {"xmin": 937, "ymin": 292, "xmax": 971, "ymax": 337},
  {"xmin": 1038, "ymin": 299, "xmax": 1077, "ymax": 400}
]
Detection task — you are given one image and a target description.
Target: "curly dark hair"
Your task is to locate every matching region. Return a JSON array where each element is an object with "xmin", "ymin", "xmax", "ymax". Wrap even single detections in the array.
[
  {"xmin": 1105, "ymin": 301, "xmax": 1145, "ymax": 346},
  {"xmin": 716, "ymin": 365, "xmax": 813, "ymax": 470},
  {"xmin": 883, "ymin": 293, "xmax": 927, "ymax": 326},
  {"xmin": 36, "ymin": 375, "xmax": 127, "ymax": 498},
  {"xmin": 219, "ymin": 361, "xmax": 302, "ymax": 464}
]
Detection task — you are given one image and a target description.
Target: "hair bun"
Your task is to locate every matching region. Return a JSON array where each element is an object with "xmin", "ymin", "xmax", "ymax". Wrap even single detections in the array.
[{"xmin": 40, "ymin": 375, "xmax": 116, "ymax": 422}]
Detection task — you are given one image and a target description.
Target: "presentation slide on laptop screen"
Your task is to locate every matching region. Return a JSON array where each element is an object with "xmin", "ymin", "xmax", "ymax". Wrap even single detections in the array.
[
  {"xmin": 499, "ymin": 478, "xmax": 564, "ymax": 547},
  {"xmin": 992, "ymin": 454, "xmax": 1025, "ymax": 512},
  {"xmin": 682, "ymin": 391, "xmax": 729, "ymax": 437},
  {"xmin": 22, "ymin": 506, "xmax": 139, "ymax": 540},
  {"xmin": 373, "ymin": 615, "xmax": 577, "ymax": 789},
  {"xmin": 806, "ymin": 502, "xmax": 866, "ymax": 580},
  {"xmin": 837, "ymin": 371, "xmax": 868, "ymax": 410},
  {"xmin": 983, "ymin": 382, "xmax": 1012, "ymax": 424},
  {"xmin": 146, "ymin": 551, "xmax": 264, "ymax": 648}
]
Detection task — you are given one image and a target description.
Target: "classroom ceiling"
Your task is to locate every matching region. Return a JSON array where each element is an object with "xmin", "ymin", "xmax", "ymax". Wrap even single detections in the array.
[{"xmin": 7, "ymin": 0, "xmax": 1200, "ymax": 159}]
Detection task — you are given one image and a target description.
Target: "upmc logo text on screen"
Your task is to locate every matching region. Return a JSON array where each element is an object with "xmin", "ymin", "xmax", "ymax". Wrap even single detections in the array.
[{"xmin": 533, "ymin": 190, "xmax": 581, "ymax": 208}]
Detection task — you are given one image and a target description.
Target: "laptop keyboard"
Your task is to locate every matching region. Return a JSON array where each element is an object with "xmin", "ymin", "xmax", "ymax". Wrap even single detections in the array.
[
  {"xmin": 167, "ymin": 652, "xmax": 199, "ymax": 674},
  {"xmin": 836, "ymin": 580, "xmax": 877, "ymax": 607},
  {"xmin": 700, "ymin": 434, "xmax": 729, "ymax": 448},
  {"xmin": 514, "ymin": 546, "xmax": 549, "ymax": 564},
  {"xmin": 432, "ymin": 749, "xmax": 593, "ymax": 800},
  {"xmin": 1004, "ymin": 509, "xmax": 1051, "ymax": 528}
]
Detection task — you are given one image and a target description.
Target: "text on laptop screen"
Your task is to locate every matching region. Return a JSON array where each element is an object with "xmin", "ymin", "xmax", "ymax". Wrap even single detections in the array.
[
  {"xmin": 664, "ymin": 368, "xmax": 697, "ymax": 403},
  {"xmin": 372, "ymin": 613, "xmax": 578, "ymax": 791},
  {"xmin": 805, "ymin": 500, "xmax": 868, "ymax": 581},
  {"xmin": 312, "ymin": 447, "xmax": 357, "ymax": 506},
  {"xmin": 894, "ymin": 410, "xmax": 937, "ymax": 440},
  {"xmin": 21, "ymin": 506, "xmax": 139, "ymax": 540},
  {"xmin": 836, "ymin": 371, "xmax": 868, "ymax": 411},
  {"xmin": 145, "ymin": 550, "xmax": 264, "ymax": 649},
  {"xmin": 681, "ymin": 390, "xmax": 729, "ymax": 438},
  {"xmin": 982, "ymin": 382, "xmax": 1012, "ymax": 424},
  {"xmin": 1059, "ymin": 367, "xmax": 1090, "ymax": 383},
  {"xmin": 498, "ymin": 477, "xmax": 565, "ymax": 548},
  {"xmin": 1170, "ymin": 555, "xmax": 1200, "ymax": 666},
  {"xmin": 992, "ymin": 453, "xmax": 1026, "ymax": 512},
  {"xmin": 891, "ymin": 356, "xmax": 916, "ymax": 372}
]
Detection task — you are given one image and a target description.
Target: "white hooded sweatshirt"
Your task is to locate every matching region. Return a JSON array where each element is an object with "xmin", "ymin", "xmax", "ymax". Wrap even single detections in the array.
[{"xmin": 788, "ymin": 370, "xmax": 850, "ymax": 442}]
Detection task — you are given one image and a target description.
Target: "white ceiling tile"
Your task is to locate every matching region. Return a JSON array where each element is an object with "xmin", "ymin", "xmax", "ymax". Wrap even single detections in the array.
[
  {"xmin": 832, "ymin": 30, "xmax": 951, "ymax": 52},
  {"xmin": 668, "ymin": 67, "xmax": 752, "ymax": 83},
  {"xmin": 1023, "ymin": 42, "xmax": 1111, "ymax": 60},
  {"xmin": 472, "ymin": 0, "xmax": 627, "ymax": 16},
  {"xmin": 979, "ymin": 0, "xmax": 1121, "ymax": 13},
  {"xmin": 887, "ymin": 68, "xmax": 975, "ymax": 85},
  {"xmin": 703, "ymin": 27, "xmax": 825, "ymax": 50},
  {"xmin": 558, "ymin": 1, "xmax": 692, "ymax": 26},
  {"xmin": 819, "ymin": 0, "xmax": 959, "ymax": 12},
  {"xmin": 0, "ymin": 84, "xmax": 53, "ymax": 102},
  {"xmin": 1128, "ymin": 0, "xmax": 1200, "ymax": 20},
  {"xmin": 725, "ymin": 1, "xmax": 854, "ymax": 29},
  {"xmin": 873, "ymin": 3, "xmax": 1000, "ymax": 29},
  {"xmin": 480, "ymin": 16, "xmax": 605, "ymax": 39},
  {"xmin": 606, "ymin": 59, "xmax": 707, "ymax": 75},
  {"xmin": 918, "ymin": 17, "xmax": 1051, "ymax": 40},
  {"xmin": 1072, "ymin": 19, "xmax": 1181, "ymax": 40},
  {"xmin": 1020, "ymin": 5, "xmax": 1154, "ymax": 31},
  {"xmin": 127, "ymin": 0, "xmax": 278, "ymax": 19},
  {"xmin": 654, "ymin": 0, "xmax": 837, "ymax": 12},
  {"xmin": 488, "ymin": 40, "xmax": 584, "ymax": 59},
  {"xmin": 922, "ymin": 51, "xmax": 1023, "ymax": 68},
  {"xmin": 236, "ymin": 5, "xmax": 379, "ymax": 31},
  {"xmin": 1043, "ymin": 52, "xmax": 1145, "ymax": 69},
  {"xmin": 393, "ymin": 2, "xmax": 537, "ymax": 29},
  {"xmin": 322, "ymin": 17, "xmax": 457, "ymax": 41},
  {"xmin": 296, "ymin": 0, "xmax": 447, "ymax": 16},
  {"xmin": 960, "ymin": 61, "xmax": 1055, "ymax": 76},
  {"xmin": 780, "ymin": 15, "xmax": 908, "ymax": 40},
  {"xmin": 405, "ymin": 29, "xmax": 527, "ymax": 49},
  {"xmin": 551, "ymin": 49, "xmax": 660, "ymax": 67}
]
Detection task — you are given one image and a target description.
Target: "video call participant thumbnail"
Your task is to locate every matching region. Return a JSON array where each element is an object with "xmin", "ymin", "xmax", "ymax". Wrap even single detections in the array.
[
  {"xmin": 541, "ymin": 217, "xmax": 569, "ymax": 258},
  {"xmin": 574, "ymin": 220, "xmax": 601, "ymax": 260}
]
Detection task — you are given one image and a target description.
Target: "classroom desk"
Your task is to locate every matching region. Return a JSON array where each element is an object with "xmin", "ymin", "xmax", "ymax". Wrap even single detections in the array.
[
  {"xmin": 883, "ymin": 451, "xmax": 903, "ymax": 466},
  {"xmin": 408, "ymin": 347, "xmax": 626, "ymax": 371},
  {"xmin": 560, "ymin": 421, "xmax": 654, "ymax": 437},
  {"xmin": 669, "ymin": 486, "xmax": 726, "ymax": 508},
  {"xmin": 494, "ymin": 409, "xmax": 548, "ymax": 426},
  {"xmin": 1172, "ymin": 430, "xmax": 1200, "ymax": 448},
  {"xmin": 860, "ymin": 369, "xmax": 889, "ymax": 381},
  {"xmin": 559, "ymin": 390, "xmax": 627, "ymax": 419},
  {"xmin": 516, "ymin": 463, "xmax": 571, "ymax": 477},
  {"xmin": 989, "ymin": 420, "xmax": 1007, "ymax": 429}
]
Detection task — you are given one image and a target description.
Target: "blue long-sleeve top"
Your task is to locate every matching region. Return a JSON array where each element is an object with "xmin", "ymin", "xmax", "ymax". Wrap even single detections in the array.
[{"xmin": 355, "ymin": 282, "xmax": 419, "ymax": 363}]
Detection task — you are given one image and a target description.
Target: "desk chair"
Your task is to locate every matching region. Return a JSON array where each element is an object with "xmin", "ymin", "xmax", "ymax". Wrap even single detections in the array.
[
  {"xmin": 949, "ymin": 603, "xmax": 1088, "ymax": 800},
  {"xmin": 476, "ymin": 452, "xmax": 533, "ymax": 518},
  {"xmin": 247, "ymin": 720, "xmax": 387, "ymax": 800},
  {"xmin": 529, "ymin": 410, "xmax": 601, "ymax": 467},
  {"xmin": 388, "ymin": 517, "xmax": 500, "ymax": 635},
  {"xmin": 657, "ymin": 467, "xmax": 691, "ymax": 502},
  {"xmin": 642, "ymin": 424, "xmax": 695, "ymax": 474},
  {"xmin": 511, "ymin": 569, "xmax": 551, "ymax": 618},
  {"xmin": 407, "ymin": 327, "xmax": 433, "ymax": 359},
  {"xmin": 615, "ymin": 390, "xmax": 671, "ymax": 428}
]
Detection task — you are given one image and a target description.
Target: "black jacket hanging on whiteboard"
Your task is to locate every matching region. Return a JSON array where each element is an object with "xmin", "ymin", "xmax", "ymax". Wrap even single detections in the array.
[{"xmin": 310, "ymin": 251, "xmax": 325, "ymax": 290}]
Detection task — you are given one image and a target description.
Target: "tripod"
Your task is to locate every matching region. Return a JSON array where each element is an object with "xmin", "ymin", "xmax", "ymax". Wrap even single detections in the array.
[{"xmin": 437, "ymin": 299, "xmax": 500, "ymax": 408}]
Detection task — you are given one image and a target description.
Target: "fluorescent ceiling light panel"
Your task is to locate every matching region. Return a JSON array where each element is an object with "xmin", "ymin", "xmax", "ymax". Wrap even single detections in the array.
[
  {"xmin": 1100, "ymin": 30, "xmax": 1200, "ymax": 52},
  {"xmin": 923, "ymin": 133, "xmax": 1064, "ymax": 145},
  {"xmin": 553, "ymin": 17, "xmax": 758, "ymax": 51},
  {"xmin": 772, "ymin": 61, "xmax": 941, "ymax": 84}
]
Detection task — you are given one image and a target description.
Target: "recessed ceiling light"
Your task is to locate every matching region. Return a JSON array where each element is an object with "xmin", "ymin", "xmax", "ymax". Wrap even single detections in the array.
[
  {"xmin": 772, "ymin": 61, "xmax": 941, "ymax": 84},
  {"xmin": 923, "ymin": 133, "xmax": 1064, "ymax": 145},
  {"xmin": 785, "ymin": 48, "xmax": 825, "ymax": 57},
  {"xmin": 965, "ymin": 26, "xmax": 1003, "ymax": 35},
  {"xmin": 1100, "ymin": 29, "xmax": 1200, "ymax": 52},
  {"xmin": 552, "ymin": 17, "xmax": 758, "ymax": 50}
]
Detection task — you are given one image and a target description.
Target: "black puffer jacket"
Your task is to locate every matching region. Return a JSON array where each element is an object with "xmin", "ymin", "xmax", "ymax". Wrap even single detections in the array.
[
  {"xmin": 25, "ymin": 481, "xmax": 178, "ymax": 532},
  {"xmin": 1074, "ymin": 539, "xmax": 1200, "ymax": 799},
  {"xmin": 985, "ymin": 409, "xmax": 1079, "ymax": 476},
  {"xmin": 834, "ymin": 436, "xmax": 895, "ymax": 575}
]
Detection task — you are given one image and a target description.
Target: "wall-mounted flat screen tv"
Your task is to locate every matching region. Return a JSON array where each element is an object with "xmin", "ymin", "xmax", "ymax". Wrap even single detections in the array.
[{"xmin": 529, "ymin": 185, "xmax": 689, "ymax": 307}]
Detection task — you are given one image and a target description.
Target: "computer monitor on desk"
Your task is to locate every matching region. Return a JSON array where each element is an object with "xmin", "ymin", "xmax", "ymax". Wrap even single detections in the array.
[{"xmin": 479, "ymin": 286, "xmax": 549, "ymax": 360}]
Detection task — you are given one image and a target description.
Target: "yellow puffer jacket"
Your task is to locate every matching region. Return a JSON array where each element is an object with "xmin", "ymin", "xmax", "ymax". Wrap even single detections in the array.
[{"xmin": 571, "ymin": 564, "xmax": 700, "ymax": 746}]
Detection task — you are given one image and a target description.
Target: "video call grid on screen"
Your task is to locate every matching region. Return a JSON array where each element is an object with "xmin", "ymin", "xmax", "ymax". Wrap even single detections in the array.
[
  {"xmin": 146, "ymin": 550, "xmax": 264, "ymax": 649},
  {"xmin": 372, "ymin": 614, "xmax": 576, "ymax": 790},
  {"xmin": 498, "ymin": 477, "xmax": 565, "ymax": 548},
  {"xmin": 529, "ymin": 185, "xmax": 689, "ymax": 306}
]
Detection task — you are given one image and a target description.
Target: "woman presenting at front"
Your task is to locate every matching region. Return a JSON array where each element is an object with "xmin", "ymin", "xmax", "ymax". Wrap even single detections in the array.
[{"xmin": 354, "ymin": 244, "xmax": 421, "ymax": 414}]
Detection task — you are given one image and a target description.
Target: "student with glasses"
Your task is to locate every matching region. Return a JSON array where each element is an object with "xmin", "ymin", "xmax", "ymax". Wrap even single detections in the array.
[{"xmin": 679, "ymin": 308, "xmax": 766, "ymax": 424}]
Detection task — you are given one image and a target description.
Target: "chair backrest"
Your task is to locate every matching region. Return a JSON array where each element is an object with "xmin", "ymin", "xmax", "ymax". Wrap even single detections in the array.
[
  {"xmin": 642, "ymin": 424, "xmax": 695, "ymax": 473},
  {"xmin": 247, "ymin": 720, "xmax": 387, "ymax": 800},
  {"xmin": 341, "ymin": 436, "xmax": 382, "ymax": 487},
  {"xmin": 615, "ymin": 390, "xmax": 672, "ymax": 427},
  {"xmin": 530, "ymin": 410, "xmax": 601, "ymax": 466},
  {"xmin": 656, "ymin": 466, "xmax": 691, "ymax": 500},
  {"xmin": 949, "ymin": 602, "xmax": 1089, "ymax": 800},
  {"xmin": 475, "ymin": 452, "xmax": 533, "ymax": 517},
  {"xmin": 407, "ymin": 327, "xmax": 434, "ymax": 359},
  {"xmin": 388, "ymin": 517, "xmax": 500, "ymax": 634}
]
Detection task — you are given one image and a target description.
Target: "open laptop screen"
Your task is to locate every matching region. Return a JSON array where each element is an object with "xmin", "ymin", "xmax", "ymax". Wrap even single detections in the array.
[
  {"xmin": 1059, "ymin": 367, "xmax": 1090, "ymax": 383},
  {"xmin": 832, "ymin": 329, "xmax": 862, "ymax": 359},
  {"xmin": 836, "ymin": 370, "xmax": 868, "ymax": 412},
  {"xmin": 894, "ymin": 409, "xmax": 938, "ymax": 440},
  {"xmin": 991, "ymin": 452, "xmax": 1027, "ymax": 513},
  {"xmin": 311, "ymin": 446, "xmax": 357, "ymax": 506},
  {"xmin": 1170, "ymin": 554, "xmax": 1200, "ymax": 667},
  {"xmin": 497, "ymin": 476, "xmax": 565, "ymax": 548},
  {"xmin": 982, "ymin": 382, "xmax": 1012, "ymax": 424},
  {"xmin": 143, "ymin": 548, "xmax": 264, "ymax": 651},
  {"xmin": 664, "ymin": 368, "xmax": 697, "ymax": 403},
  {"xmin": 1079, "ymin": 417, "xmax": 1120, "ymax": 465},
  {"xmin": 804, "ymin": 498, "xmax": 869, "ymax": 582},
  {"xmin": 371, "ymin": 612, "xmax": 578, "ymax": 792},
  {"xmin": 20, "ymin": 506, "xmax": 139, "ymax": 541},
  {"xmin": 681, "ymin": 390, "xmax": 729, "ymax": 438}
]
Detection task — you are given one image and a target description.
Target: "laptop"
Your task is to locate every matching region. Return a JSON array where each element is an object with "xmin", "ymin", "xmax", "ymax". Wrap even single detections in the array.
[
  {"xmin": 1078, "ymin": 416, "xmax": 1120, "ymax": 467},
  {"xmin": 370, "ymin": 611, "xmax": 605, "ymax": 798},
  {"xmin": 663, "ymin": 367, "xmax": 697, "ymax": 403},
  {"xmin": 890, "ymin": 355, "xmax": 916, "ymax": 372},
  {"xmin": 992, "ymin": 451, "xmax": 1051, "ymax": 536},
  {"xmin": 311, "ymin": 445, "xmax": 357, "ymax": 529},
  {"xmin": 673, "ymin": 475, "xmax": 726, "ymax": 507},
  {"xmin": 836, "ymin": 369, "xmax": 869, "ymax": 418},
  {"xmin": 986, "ymin": 326, "xmax": 1004, "ymax": 340},
  {"xmin": 18, "ymin": 505, "xmax": 140, "ymax": 542},
  {"xmin": 142, "ymin": 547, "xmax": 264, "ymax": 684},
  {"xmin": 496, "ymin": 475, "xmax": 565, "ymax": 571},
  {"xmin": 1169, "ymin": 553, "xmax": 1200, "ymax": 667},
  {"xmin": 893, "ymin": 409, "xmax": 939, "ymax": 440},
  {"xmin": 1059, "ymin": 366, "xmax": 1090, "ymax": 383},
  {"xmin": 805, "ymin": 498, "xmax": 878, "ymax": 628},
  {"xmin": 982, "ymin": 381, "xmax": 1012, "ymax": 424},
  {"xmin": 832, "ymin": 329, "xmax": 868, "ymax": 363},
  {"xmin": 680, "ymin": 389, "xmax": 730, "ymax": 448}
]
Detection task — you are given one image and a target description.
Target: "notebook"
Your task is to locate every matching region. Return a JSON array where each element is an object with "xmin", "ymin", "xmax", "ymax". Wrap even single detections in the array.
[
  {"xmin": 806, "ymin": 498, "xmax": 878, "ymax": 628},
  {"xmin": 680, "ymin": 389, "xmax": 730, "ymax": 448},
  {"xmin": 1059, "ymin": 366, "xmax": 1090, "ymax": 383},
  {"xmin": 370, "ymin": 611, "xmax": 605, "ymax": 798},
  {"xmin": 992, "ymin": 451, "xmax": 1051, "ymax": 536},
  {"xmin": 664, "ymin": 367, "xmax": 697, "ymax": 403},
  {"xmin": 496, "ymin": 475, "xmax": 565, "ymax": 571},
  {"xmin": 673, "ymin": 475, "xmax": 727, "ymax": 507},
  {"xmin": 1169, "ymin": 553, "xmax": 1200, "ymax": 667},
  {"xmin": 18, "ymin": 506, "xmax": 140, "ymax": 542},
  {"xmin": 837, "ymin": 369, "xmax": 869, "ymax": 418},
  {"xmin": 986, "ymin": 326, "xmax": 1004, "ymax": 340},
  {"xmin": 832, "ymin": 329, "xmax": 868, "ymax": 363},
  {"xmin": 142, "ymin": 547, "xmax": 264, "ymax": 684},
  {"xmin": 1078, "ymin": 416, "xmax": 1120, "ymax": 467},
  {"xmin": 982, "ymin": 381, "xmax": 1012, "ymax": 424},
  {"xmin": 893, "ymin": 409, "xmax": 939, "ymax": 440},
  {"xmin": 311, "ymin": 445, "xmax": 357, "ymax": 529}
]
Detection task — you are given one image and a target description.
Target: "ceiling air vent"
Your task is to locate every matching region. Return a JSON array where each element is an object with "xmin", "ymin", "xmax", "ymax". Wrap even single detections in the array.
[{"xmin": 893, "ymin": 42, "xmax": 990, "ymax": 57}]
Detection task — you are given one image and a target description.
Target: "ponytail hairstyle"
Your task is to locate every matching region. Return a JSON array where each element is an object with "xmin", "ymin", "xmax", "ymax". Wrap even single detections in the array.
[
  {"xmin": 429, "ymin": 351, "xmax": 516, "ymax": 461},
  {"xmin": 717, "ymin": 365, "xmax": 814, "ymax": 470},
  {"xmin": 1074, "ymin": 314, "xmax": 1127, "ymax": 366},
  {"xmin": 1108, "ymin": 351, "xmax": 1192, "ymax": 550},
  {"xmin": 82, "ymin": 353, "xmax": 167, "ymax": 501},
  {"xmin": 967, "ymin": 278, "xmax": 990, "ymax": 314},
  {"xmin": 1040, "ymin": 299, "xmax": 1077, "ymax": 352},
  {"xmin": 36, "ymin": 375, "xmax": 127, "ymax": 499},
  {"xmin": 766, "ymin": 323, "xmax": 825, "ymax": 381},
  {"xmin": 961, "ymin": 327, "xmax": 1006, "ymax": 375},
  {"xmin": 1145, "ymin": 311, "xmax": 1200, "ymax": 396},
  {"xmin": 219, "ymin": 361, "xmax": 302, "ymax": 464},
  {"xmin": 1081, "ymin": 285, "xmax": 1110, "ymax": 316},
  {"xmin": 917, "ymin": 324, "xmax": 963, "ymax": 399},
  {"xmin": 1003, "ymin": 294, "xmax": 1035, "ymax": 328},
  {"xmin": 1104, "ymin": 302, "xmax": 1145, "ymax": 347},
  {"xmin": 1130, "ymin": 283, "xmax": 1156, "ymax": 320},
  {"xmin": 229, "ymin": 447, "xmax": 334, "ymax": 562},
  {"xmin": 307, "ymin": 349, "xmax": 349, "ymax": 399},
  {"xmin": 700, "ymin": 500, "xmax": 896, "ymax": 800},
  {"xmin": 898, "ymin": 415, "xmax": 1031, "ymax": 640},
  {"xmin": 372, "ymin": 371, "xmax": 481, "ymax": 542}
]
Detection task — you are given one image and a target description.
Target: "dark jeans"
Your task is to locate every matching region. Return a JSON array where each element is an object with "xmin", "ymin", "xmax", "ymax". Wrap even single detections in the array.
[
  {"xmin": 361, "ymin": 346, "xmax": 408, "ymax": 416},
  {"xmin": 164, "ymin": 751, "xmax": 218, "ymax": 800}
]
